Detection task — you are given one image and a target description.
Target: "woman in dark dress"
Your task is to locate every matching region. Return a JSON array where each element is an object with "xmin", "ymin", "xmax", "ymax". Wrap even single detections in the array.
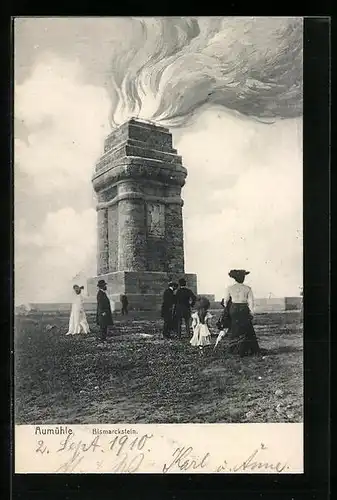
[{"xmin": 223, "ymin": 269, "xmax": 261, "ymax": 357}]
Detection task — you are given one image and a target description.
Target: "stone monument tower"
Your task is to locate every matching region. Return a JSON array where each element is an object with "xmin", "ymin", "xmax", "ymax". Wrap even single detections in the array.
[{"xmin": 87, "ymin": 118, "xmax": 197, "ymax": 310}]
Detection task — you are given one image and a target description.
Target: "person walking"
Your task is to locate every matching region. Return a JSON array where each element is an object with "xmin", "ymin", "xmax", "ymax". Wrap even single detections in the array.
[
  {"xmin": 120, "ymin": 294, "xmax": 129, "ymax": 315},
  {"xmin": 223, "ymin": 269, "xmax": 261, "ymax": 357},
  {"xmin": 161, "ymin": 281, "xmax": 178, "ymax": 339},
  {"xmin": 96, "ymin": 279, "xmax": 113, "ymax": 342},
  {"xmin": 175, "ymin": 278, "xmax": 197, "ymax": 338},
  {"xmin": 66, "ymin": 284, "xmax": 90, "ymax": 335}
]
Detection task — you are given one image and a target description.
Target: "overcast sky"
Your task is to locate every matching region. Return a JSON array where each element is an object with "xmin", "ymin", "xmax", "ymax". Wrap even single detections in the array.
[{"xmin": 14, "ymin": 17, "xmax": 303, "ymax": 303}]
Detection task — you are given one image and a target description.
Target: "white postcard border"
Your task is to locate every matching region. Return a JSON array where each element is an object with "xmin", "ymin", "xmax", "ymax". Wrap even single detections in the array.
[{"xmin": 15, "ymin": 423, "xmax": 303, "ymax": 474}]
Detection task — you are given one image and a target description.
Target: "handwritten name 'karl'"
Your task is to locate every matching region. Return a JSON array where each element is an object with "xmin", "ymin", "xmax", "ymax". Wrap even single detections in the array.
[{"xmin": 163, "ymin": 446, "xmax": 210, "ymax": 473}]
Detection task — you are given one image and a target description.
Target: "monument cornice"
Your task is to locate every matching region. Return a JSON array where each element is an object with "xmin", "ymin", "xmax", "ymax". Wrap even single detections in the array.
[
  {"xmin": 94, "ymin": 154, "xmax": 186, "ymax": 176},
  {"xmin": 96, "ymin": 192, "xmax": 184, "ymax": 210},
  {"xmin": 99, "ymin": 140, "xmax": 181, "ymax": 165},
  {"xmin": 92, "ymin": 160, "xmax": 187, "ymax": 192}
]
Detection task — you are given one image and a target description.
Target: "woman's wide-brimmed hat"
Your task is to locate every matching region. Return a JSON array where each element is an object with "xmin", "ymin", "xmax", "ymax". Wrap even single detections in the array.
[
  {"xmin": 97, "ymin": 279, "xmax": 107, "ymax": 288},
  {"xmin": 229, "ymin": 269, "xmax": 250, "ymax": 279}
]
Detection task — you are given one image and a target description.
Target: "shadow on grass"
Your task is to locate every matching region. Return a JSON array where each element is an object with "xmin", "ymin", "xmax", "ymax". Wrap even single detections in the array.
[{"xmin": 262, "ymin": 345, "xmax": 303, "ymax": 356}]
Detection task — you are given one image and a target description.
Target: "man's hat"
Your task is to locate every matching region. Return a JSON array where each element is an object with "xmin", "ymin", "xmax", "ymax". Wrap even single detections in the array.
[
  {"xmin": 97, "ymin": 279, "xmax": 107, "ymax": 288},
  {"xmin": 229, "ymin": 269, "xmax": 250, "ymax": 280}
]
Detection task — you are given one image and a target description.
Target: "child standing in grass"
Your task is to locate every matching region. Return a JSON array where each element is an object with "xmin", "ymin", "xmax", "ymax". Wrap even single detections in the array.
[{"xmin": 190, "ymin": 296, "xmax": 212, "ymax": 355}]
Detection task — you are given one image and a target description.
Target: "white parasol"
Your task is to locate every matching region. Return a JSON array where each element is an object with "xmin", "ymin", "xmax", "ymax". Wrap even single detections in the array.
[{"xmin": 214, "ymin": 330, "xmax": 227, "ymax": 350}]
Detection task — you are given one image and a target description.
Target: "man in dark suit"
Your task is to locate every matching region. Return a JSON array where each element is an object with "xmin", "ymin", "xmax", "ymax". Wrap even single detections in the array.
[
  {"xmin": 96, "ymin": 279, "xmax": 113, "ymax": 342},
  {"xmin": 175, "ymin": 278, "xmax": 197, "ymax": 338},
  {"xmin": 161, "ymin": 281, "xmax": 178, "ymax": 339},
  {"xmin": 120, "ymin": 294, "xmax": 129, "ymax": 315}
]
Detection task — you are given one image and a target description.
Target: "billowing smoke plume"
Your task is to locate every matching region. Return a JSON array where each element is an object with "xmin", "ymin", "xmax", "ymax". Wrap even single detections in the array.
[{"xmin": 108, "ymin": 17, "xmax": 303, "ymax": 127}]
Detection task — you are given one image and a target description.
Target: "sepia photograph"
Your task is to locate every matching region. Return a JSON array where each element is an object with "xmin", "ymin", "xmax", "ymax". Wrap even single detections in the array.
[{"xmin": 14, "ymin": 17, "xmax": 304, "ymax": 473}]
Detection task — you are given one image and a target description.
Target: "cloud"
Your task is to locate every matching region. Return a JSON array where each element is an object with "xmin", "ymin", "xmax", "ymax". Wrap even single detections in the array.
[
  {"xmin": 174, "ymin": 108, "xmax": 303, "ymax": 298},
  {"xmin": 15, "ymin": 207, "xmax": 96, "ymax": 303},
  {"xmin": 15, "ymin": 55, "xmax": 110, "ymax": 194},
  {"xmin": 14, "ymin": 55, "xmax": 109, "ymax": 303}
]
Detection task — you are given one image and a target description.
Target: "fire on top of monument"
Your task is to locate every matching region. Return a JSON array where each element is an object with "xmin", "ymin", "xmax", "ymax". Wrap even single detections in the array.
[{"xmin": 87, "ymin": 118, "xmax": 198, "ymax": 310}]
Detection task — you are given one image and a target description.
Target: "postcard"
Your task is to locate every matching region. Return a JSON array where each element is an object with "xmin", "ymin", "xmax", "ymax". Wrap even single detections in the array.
[{"xmin": 14, "ymin": 16, "xmax": 304, "ymax": 474}]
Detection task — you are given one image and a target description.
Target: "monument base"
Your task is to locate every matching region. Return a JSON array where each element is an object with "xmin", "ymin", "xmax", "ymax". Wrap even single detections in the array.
[{"xmin": 87, "ymin": 271, "xmax": 198, "ymax": 311}]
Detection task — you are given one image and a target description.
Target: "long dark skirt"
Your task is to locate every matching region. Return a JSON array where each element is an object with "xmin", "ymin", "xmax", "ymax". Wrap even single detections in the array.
[{"xmin": 227, "ymin": 303, "xmax": 261, "ymax": 357}]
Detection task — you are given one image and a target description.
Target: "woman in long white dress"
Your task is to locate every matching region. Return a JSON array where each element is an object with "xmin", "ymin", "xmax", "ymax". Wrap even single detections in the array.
[{"xmin": 66, "ymin": 285, "xmax": 90, "ymax": 335}]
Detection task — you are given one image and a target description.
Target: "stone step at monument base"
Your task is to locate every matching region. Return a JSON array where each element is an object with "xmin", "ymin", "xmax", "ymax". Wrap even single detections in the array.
[
  {"xmin": 85, "ymin": 294, "xmax": 165, "ymax": 312},
  {"xmin": 87, "ymin": 271, "xmax": 198, "ymax": 312},
  {"xmin": 83, "ymin": 297, "xmax": 221, "ymax": 313}
]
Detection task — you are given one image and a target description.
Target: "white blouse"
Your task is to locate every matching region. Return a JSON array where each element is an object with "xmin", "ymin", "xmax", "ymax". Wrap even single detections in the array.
[{"xmin": 224, "ymin": 283, "xmax": 255, "ymax": 314}]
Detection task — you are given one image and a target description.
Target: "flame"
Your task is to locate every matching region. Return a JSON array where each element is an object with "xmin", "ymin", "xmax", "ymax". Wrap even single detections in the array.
[{"xmin": 108, "ymin": 17, "xmax": 303, "ymax": 128}]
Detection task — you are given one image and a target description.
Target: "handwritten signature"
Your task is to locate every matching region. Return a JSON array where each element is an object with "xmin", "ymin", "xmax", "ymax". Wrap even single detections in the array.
[
  {"xmin": 216, "ymin": 443, "xmax": 289, "ymax": 473},
  {"xmin": 35, "ymin": 433, "xmax": 290, "ymax": 474},
  {"xmin": 163, "ymin": 446, "xmax": 210, "ymax": 473}
]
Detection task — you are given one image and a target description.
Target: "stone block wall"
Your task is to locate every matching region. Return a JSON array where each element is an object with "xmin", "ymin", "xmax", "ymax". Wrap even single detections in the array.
[
  {"xmin": 108, "ymin": 205, "xmax": 118, "ymax": 272},
  {"xmin": 102, "ymin": 118, "xmax": 173, "ymax": 151},
  {"xmin": 143, "ymin": 182, "xmax": 166, "ymax": 198},
  {"xmin": 98, "ymin": 185, "xmax": 118, "ymax": 203},
  {"xmin": 97, "ymin": 208, "xmax": 109, "ymax": 275},
  {"xmin": 147, "ymin": 237, "xmax": 167, "ymax": 272},
  {"xmin": 124, "ymin": 271, "xmax": 169, "ymax": 295},
  {"xmin": 127, "ymin": 119, "xmax": 174, "ymax": 150},
  {"xmin": 165, "ymin": 203, "xmax": 185, "ymax": 274},
  {"xmin": 117, "ymin": 198, "xmax": 147, "ymax": 271},
  {"xmin": 103, "ymin": 122, "xmax": 130, "ymax": 153},
  {"xmin": 87, "ymin": 270, "xmax": 198, "ymax": 311}
]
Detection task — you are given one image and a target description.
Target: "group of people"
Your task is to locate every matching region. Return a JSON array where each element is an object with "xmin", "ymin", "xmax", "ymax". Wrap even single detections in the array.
[
  {"xmin": 65, "ymin": 269, "xmax": 262, "ymax": 358},
  {"xmin": 161, "ymin": 270, "xmax": 261, "ymax": 357},
  {"xmin": 161, "ymin": 278, "xmax": 197, "ymax": 339}
]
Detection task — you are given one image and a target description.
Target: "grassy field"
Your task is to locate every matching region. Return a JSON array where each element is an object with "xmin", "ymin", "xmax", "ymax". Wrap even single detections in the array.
[{"xmin": 14, "ymin": 310, "xmax": 303, "ymax": 424}]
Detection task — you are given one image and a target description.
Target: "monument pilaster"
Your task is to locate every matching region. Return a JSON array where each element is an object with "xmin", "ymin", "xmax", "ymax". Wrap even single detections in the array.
[{"xmin": 97, "ymin": 208, "xmax": 109, "ymax": 275}]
